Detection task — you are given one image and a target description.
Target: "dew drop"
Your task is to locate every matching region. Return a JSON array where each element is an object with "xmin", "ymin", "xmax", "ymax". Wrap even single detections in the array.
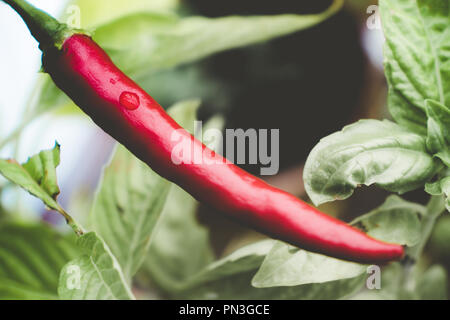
[{"xmin": 119, "ymin": 91, "xmax": 140, "ymax": 110}]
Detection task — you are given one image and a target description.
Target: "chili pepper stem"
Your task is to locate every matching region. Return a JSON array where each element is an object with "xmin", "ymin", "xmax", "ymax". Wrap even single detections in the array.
[{"xmin": 2, "ymin": 0, "xmax": 69, "ymax": 49}]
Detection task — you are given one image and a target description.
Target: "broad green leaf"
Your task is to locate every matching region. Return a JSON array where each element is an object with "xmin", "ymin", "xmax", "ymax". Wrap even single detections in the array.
[
  {"xmin": 252, "ymin": 242, "xmax": 365, "ymax": 288},
  {"xmin": 351, "ymin": 195, "xmax": 424, "ymax": 246},
  {"xmin": 425, "ymin": 176, "xmax": 450, "ymax": 212},
  {"xmin": 90, "ymin": 100, "xmax": 200, "ymax": 282},
  {"xmin": 304, "ymin": 119, "xmax": 439, "ymax": 206},
  {"xmin": 425, "ymin": 100, "xmax": 450, "ymax": 166},
  {"xmin": 33, "ymin": 0, "xmax": 342, "ymax": 116},
  {"xmin": 380, "ymin": 0, "xmax": 450, "ymax": 134},
  {"xmin": 0, "ymin": 143, "xmax": 62, "ymax": 212},
  {"xmin": 176, "ymin": 240, "xmax": 364, "ymax": 300},
  {"xmin": 58, "ymin": 232, "xmax": 134, "ymax": 300},
  {"xmin": 416, "ymin": 265, "xmax": 448, "ymax": 300},
  {"xmin": 0, "ymin": 222, "xmax": 80, "ymax": 300},
  {"xmin": 142, "ymin": 112, "xmax": 224, "ymax": 293}
]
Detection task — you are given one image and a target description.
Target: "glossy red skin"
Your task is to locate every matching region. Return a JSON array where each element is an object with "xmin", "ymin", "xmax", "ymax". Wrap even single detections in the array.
[{"xmin": 43, "ymin": 34, "xmax": 404, "ymax": 264}]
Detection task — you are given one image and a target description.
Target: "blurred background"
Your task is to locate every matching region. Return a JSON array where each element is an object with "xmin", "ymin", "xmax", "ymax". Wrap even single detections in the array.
[{"xmin": 1, "ymin": 0, "xmax": 449, "ymax": 291}]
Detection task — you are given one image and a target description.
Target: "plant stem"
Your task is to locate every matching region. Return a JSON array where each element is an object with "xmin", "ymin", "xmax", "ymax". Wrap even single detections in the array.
[
  {"xmin": 409, "ymin": 195, "xmax": 445, "ymax": 260},
  {"xmin": 400, "ymin": 195, "xmax": 446, "ymax": 293},
  {"xmin": 2, "ymin": 0, "xmax": 66, "ymax": 48}
]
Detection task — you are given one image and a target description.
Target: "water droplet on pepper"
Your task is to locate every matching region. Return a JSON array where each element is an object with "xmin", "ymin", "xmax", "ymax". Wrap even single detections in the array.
[{"xmin": 119, "ymin": 91, "xmax": 140, "ymax": 110}]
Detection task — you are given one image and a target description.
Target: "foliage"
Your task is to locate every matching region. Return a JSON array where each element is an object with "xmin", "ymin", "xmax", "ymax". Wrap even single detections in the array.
[{"xmin": 0, "ymin": 0, "xmax": 448, "ymax": 300}]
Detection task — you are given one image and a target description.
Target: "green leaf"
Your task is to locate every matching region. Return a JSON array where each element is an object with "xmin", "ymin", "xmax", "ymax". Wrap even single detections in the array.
[
  {"xmin": 58, "ymin": 232, "xmax": 134, "ymax": 300},
  {"xmin": 94, "ymin": 0, "xmax": 342, "ymax": 76},
  {"xmin": 65, "ymin": 0, "xmax": 179, "ymax": 29},
  {"xmin": 142, "ymin": 111, "xmax": 224, "ymax": 293},
  {"xmin": 380, "ymin": 0, "xmax": 450, "ymax": 134},
  {"xmin": 90, "ymin": 100, "xmax": 200, "ymax": 282},
  {"xmin": 0, "ymin": 143, "xmax": 62, "ymax": 212},
  {"xmin": 0, "ymin": 222, "xmax": 80, "ymax": 300},
  {"xmin": 425, "ymin": 176, "xmax": 450, "ymax": 212},
  {"xmin": 425, "ymin": 100, "xmax": 450, "ymax": 166},
  {"xmin": 176, "ymin": 240, "xmax": 364, "ymax": 300},
  {"xmin": 416, "ymin": 265, "xmax": 448, "ymax": 300},
  {"xmin": 252, "ymin": 242, "xmax": 365, "ymax": 288},
  {"xmin": 304, "ymin": 119, "xmax": 439, "ymax": 206},
  {"xmin": 33, "ymin": 0, "xmax": 342, "ymax": 116},
  {"xmin": 351, "ymin": 195, "xmax": 424, "ymax": 246}
]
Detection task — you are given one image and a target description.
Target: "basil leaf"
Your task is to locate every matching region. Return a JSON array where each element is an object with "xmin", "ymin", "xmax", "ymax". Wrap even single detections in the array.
[
  {"xmin": 251, "ymin": 242, "xmax": 365, "ymax": 288},
  {"xmin": 304, "ymin": 119, "xmax": 439, "ymax": 206},
  {"xmin": 425, "ymin": 100, "xmax": 450, "ymax": 167},
  {"xmin": 58, "ymin": 232, "xmax": 134, "ymax": 300},
  {"xmin": 380, "ymin": 0, "xmax": 449, "ymax": 134},
  {"xmin": 351, "ymin": 195, "xmax": 424, "ymax": 246}
]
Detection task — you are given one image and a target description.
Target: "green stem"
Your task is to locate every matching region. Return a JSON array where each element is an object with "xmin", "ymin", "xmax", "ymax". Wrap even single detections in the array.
[
  {"xmin": 409, "ymin": 195, "xmax": 445, "ymax": 260},
  {"xmin": 2, "ymin": 0, "xmax": 68, "ymax": 48},
  {"xmin": 400, "ymin": 195, "xmax": 446, "ymax": 294}
]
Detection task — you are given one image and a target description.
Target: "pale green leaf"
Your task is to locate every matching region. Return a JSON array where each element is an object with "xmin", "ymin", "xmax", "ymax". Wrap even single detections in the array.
[
  {"xmin": 304, "ymin": 119, "xmax": 439, "ymax": 206},
  {"xmin": 425, "ymin": 100, "xmax": 450, "ymax": 166},
  {"xmin": 0, "ymin": 222, "xmax": 80, "ymax": 300},
  {"xmin": 34, "ymin": 0, "xmax": 342, "ymax": 116},
  {"xmin": 58, "ymin": 232, "xmax": 134, "ymax": 300},
  {"xmin": 252, "ymin": 242, "xmax": 365, "ymax": 288},
  {"xmin": 90, "ymin": 100, "xmax": 201, "ymax": 282},
  {"xmin": 0, "ymin": 143, "xmax": 62, "ymax": 212},
  {"xmin": 380, "ymin": 0, "xmax": 450, "ymax": 134},
  {"xmin": 351, "ymin": 195, "xmax": 424, "ymax": 246}
]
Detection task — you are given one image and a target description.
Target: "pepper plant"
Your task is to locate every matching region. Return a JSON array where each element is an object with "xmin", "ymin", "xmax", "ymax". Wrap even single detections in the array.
[{"xmin": 0, "ymin": 0, "xmax": 448, "ymax": 300}]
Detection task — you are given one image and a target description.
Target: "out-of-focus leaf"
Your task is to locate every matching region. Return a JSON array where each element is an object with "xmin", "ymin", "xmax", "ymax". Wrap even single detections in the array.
[
  {"xmin": 34, "ymin": 0, "xmax": 342, "ymax": 116},
  {"xmin": 0, "ymin": 222, "xmax": 80, "ymax": 300},
  {"xmin": 90, "ymin": 100, "xmax": 200, "ymax": 283},
  {"xmin": 425, "ymin": 100, "xmax": 450, "ymax": 167},
  {"xmin": 416, "ymin": 265, "xmax": 448, "ymax": 300},
  {"xmin": 380, "ymin": 0, "xmax": 449, "ymax": 134},
  {"xmin": 351, "ymin": 195, "xmax": 424, "ymax": 246},
  {"xmin": 251, "ymin": 242, "xmax": 365, "ymax": 288},
  {"xmin": 0, "ymin": 143, "xmax": 62, "ymax": 212},
  {"xmin": 304, "ymin": 119, "xmax": 439, "ymax": 206},
  {"xmin": 58, "ymin": 232, "xmax": 134, "ymax": 300},
  {"xmin": 142, "ymin": 111, "xmax": 224, "ymax": 293}
]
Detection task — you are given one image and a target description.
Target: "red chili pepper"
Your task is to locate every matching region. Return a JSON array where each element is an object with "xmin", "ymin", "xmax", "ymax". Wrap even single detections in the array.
[{"xmin": 3, "ymin": 0, "xmax": 404, "ymax": 263}]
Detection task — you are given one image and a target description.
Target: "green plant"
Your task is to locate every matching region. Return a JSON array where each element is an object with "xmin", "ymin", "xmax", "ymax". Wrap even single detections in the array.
[{"xmin": 0, "ymin": 0, "xmax": 447, "ymax": 300}]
